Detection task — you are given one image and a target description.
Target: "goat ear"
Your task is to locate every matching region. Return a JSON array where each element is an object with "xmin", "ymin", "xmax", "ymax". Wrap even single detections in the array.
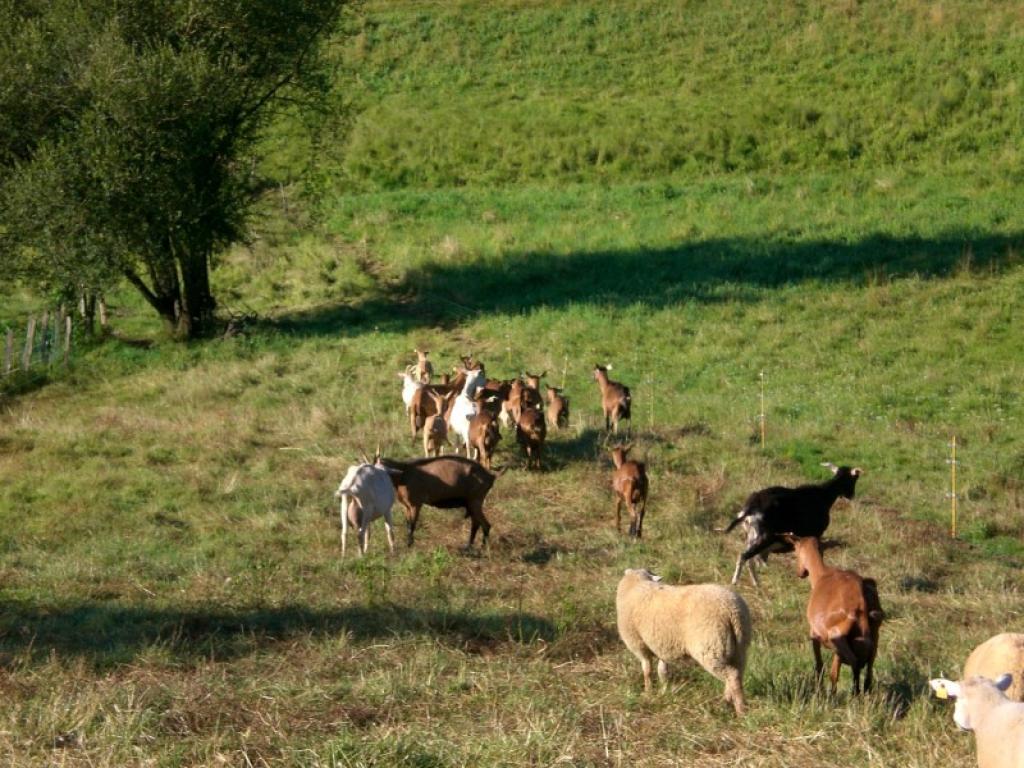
[
  {"xmin": 821, "ymin": 461, "xmax": 839, "ymax": 474},
  {"xmin": 851, "ymin": 467, "xmax": 864, "ymax": 477},
  {"xmin": 930, "ymin": 679, "xmax": 960, "ymax": 700},
  {"xmin": 995, "ymin": 674, "xmax": 1013, "ymax": 692},
  {"xmin": 606, "ymin": 363, "xmax": 613, "ymax": 370}
]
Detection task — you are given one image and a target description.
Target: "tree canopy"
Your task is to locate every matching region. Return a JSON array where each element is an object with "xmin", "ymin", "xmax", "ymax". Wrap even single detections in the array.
[{"xmin": 0, "ymin": 0, "xmax": 347, "ymax": 338}]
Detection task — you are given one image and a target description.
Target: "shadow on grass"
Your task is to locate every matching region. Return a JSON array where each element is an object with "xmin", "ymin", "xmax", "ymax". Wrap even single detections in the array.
[
  {"xmin": 0, "ymin": 600, "xmax": 556, "ymax": 667},
  {"xmin": 264, "ymin": 232, "xmax": 1023, "ymax": 337},
  {"xmin": 546, "ymin": 427, "xmax": 606, "ymax": 467}
]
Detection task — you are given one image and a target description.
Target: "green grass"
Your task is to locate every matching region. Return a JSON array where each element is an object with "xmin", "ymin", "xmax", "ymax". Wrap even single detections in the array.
[{"xmin": 3, "ymin": 0, "xmax": 1024, "ymax": 765}]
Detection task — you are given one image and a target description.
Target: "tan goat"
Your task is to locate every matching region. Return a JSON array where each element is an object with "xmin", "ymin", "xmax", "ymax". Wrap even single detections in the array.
[
  {"xmin": 545, "ymin": 385, "xmax": 569, "ymax": 430},
  {"xmin": 787, "ymin": 535, "xmax": 883, "ymax": 694},
  {"xmin": 593, "ymin": 364, "xmax": 631, "ymax": 433},
  {"xmin": 611, "ymin": 444, "xmax": 648, "ymax": 538}
]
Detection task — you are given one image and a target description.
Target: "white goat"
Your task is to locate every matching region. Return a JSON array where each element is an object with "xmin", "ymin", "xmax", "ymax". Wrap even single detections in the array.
[
  {"xmin": 448, "ymin": 368, "xmax": 486, "ymax": 456},
  {"xmin": 398, "ymin": 371, "xmax": 422, "ymax": 414},
  {"xmin": 931, "ymin": 674, "xmax": 1024, "ymax": 768},
  {"xmin": 334, "ymin": 462, "xmax": 398, "ymax": 557}
]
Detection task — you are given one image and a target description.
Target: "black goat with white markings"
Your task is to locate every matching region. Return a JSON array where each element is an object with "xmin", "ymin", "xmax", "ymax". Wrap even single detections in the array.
[{"xmin": 725, "ymin": 462, "xmax": 863, "ymax": 586}]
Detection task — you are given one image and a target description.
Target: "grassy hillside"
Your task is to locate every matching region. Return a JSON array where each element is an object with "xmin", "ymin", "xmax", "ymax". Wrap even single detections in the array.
[
  {"xmin": 2, "ymin": 0, "xmax": 1024, "ymax": 765},
  {"xmin": 320, "ymin": 0, "xmax": 1024, "ymax": 189}
]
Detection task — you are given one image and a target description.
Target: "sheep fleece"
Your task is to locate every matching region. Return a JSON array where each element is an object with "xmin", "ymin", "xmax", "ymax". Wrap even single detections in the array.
[
  {"xmin": 964, "ymin": 633, "xmax": 1024, "ymax": 702},
  {"xmin": 616, "ymin": 572, "xmax": 751, "ymax": 683}
]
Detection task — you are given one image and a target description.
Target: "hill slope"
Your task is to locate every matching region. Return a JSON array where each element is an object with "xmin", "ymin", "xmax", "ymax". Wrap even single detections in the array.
[{"xmin": 2, "ymin": 1, "xmax": 1024, "ymax": 765}]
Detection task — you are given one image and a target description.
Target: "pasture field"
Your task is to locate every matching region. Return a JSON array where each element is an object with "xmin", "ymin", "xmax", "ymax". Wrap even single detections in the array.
[{"xmin": 3, "ymin": 0, "xmax": 1024, "ymax": 766}]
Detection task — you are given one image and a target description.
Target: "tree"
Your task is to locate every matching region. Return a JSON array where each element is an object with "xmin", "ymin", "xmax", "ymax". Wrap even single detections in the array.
[{"xmin": 0, "ymin": 0, "xmax": 347, "ymax": 338}]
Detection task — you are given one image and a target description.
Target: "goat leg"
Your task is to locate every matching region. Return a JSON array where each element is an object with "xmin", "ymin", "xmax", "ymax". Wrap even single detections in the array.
[{"xmin": 829, "ymin": 653, "xmax": 841, "ymax": 695}]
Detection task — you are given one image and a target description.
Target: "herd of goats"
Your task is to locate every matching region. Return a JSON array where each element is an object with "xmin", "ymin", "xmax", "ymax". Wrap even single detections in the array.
[{"xmin": 330, "ymin": 350, "xmax": 1023, "ymax": 767}]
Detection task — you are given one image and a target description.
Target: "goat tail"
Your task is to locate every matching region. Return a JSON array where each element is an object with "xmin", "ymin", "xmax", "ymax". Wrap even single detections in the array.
[{"xmin": 723, "ymin": 507, "xmax": 750, "ymax": 534}]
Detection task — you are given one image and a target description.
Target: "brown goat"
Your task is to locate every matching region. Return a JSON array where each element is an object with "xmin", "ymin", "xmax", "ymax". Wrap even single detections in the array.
[
  {"xmin": 478, "ymin": 378, "xmax": 512, "ymax": 418},
  {"xmin": 593, "ymin": 364, "xmax": 632, "ymax": 433},
  {"xmin": 423, "ymin": 390, "xmax": 454, "ymax": 457},
  {"xmin": 787, "ymin": 535, "xmax": 883, "ymax": 694},
  {"xmin": 413, "ymin": 348, "xmax": 433, "ymax": 383},
  {"xmin": 408, "ymin": 369, "xmax": 467, "ymax": 437},
  {"xmin": 611, "ymin": 444, "xmax": 649, "ymax": 538},
  {"xmin": 521, "ymin": 371, "xmax": 545, "ymax": 409},
  {"xmin": 545, "ymin": 385, "xmax": 570, "ymax": 430},
  {"xmin": 515, "ymin": 405, "xmax": 547, "ymax": 470},
  {"xmin": 468, "ymin": 405, "xmax": 501, "ymax": 469},
  {"xmin": 380, "ymin": 456, "xmax": 498, "ymax": 548}
]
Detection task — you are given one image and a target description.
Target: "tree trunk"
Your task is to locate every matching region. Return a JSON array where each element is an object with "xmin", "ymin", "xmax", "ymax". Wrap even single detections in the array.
[
  {"xmin": 124, "ymin": 249, "xmax": 216, "ymax": 340},
  {"xmin": 178, "ymin": 250, "xmax": 216, "ymax": 339},
  {"xmin": 79, "ymin": 293, "xmax": 96, "ymax": 337}
]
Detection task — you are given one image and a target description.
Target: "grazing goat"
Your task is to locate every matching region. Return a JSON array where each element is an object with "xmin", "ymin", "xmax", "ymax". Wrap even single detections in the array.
[
  {"xmin": 515, "ymin": 405, "xmax": 546, "ymax": 470},
  {"xmin": 379, "ymin": 456, "xmax": 499, "ymax": 548},
  {"xmin": 964, "ymin": 634, "xmax": 1024, "ymax": 702},
  {"xmin": 334, "ymin": 461, "xmax": 398, "ymax": 557},
  {"xmin": 788, "ymin": 535, "xmax": 883, "ymax": 694},
  {"xmin": 413, "ymin": 348, "xmax": 433, "ymax": 383},
  {"xmin": 593, "ymin": 364, "xmax": 631, "ymax": 433},
  {"xmin": 545, "ymin": 385, "xmax": 570, "ymax": 430},
  {"xmin": 611, "ymin": 444, "xmax": 649, "ymax": 538},
  {"xmin": 468, "ymin": 402, "xmax": 501, "ymax": 470},
  {"xmin": 423, "ymin": 390, "xmax": 454, "ymax": 457},
  {"xmin": 930, "ymin": 674, "xmax": 1024, "ymax": 768},
  {"xmin": 725, "ymin": 462, "xmax": 863, "ymax": 586},
  {"xmin": 616, "ymin": 568, "xmax": 751, "ymax": 716}
]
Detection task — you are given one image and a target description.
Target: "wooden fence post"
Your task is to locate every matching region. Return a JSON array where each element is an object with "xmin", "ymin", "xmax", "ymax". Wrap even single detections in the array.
[
  {"xmin": 40, "ymin": 310, "xmax": 50, "ymax": 365},
  {"xmin": 64, "ymin": 315, "xmax": 72, "ymax": 366},
  {"xmin": 3, "ymin": 328, "xmax": 12, "ymax": 375},
  {"xmin": 22, "ymin": 317, "xmax": 36, "ymax": 371}
]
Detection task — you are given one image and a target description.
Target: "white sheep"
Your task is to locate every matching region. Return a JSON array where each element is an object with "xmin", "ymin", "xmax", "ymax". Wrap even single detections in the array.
[
  {"xmin": 616, "ymin": 568, "xmax": 751, "ymax": 715},
  {"xmin": 334, "ymin": 462, "xmax": 397, "ymax": 557},
  {"xmin": 964, "ymin": 634, "xmax": 1024, "ymax": 702},
  {"xmin": 930, "ymin": 674, "xmax": 1024, "ymax": 768}
]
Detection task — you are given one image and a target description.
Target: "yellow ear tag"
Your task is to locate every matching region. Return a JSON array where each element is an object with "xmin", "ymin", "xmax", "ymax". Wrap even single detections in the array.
[{"xmin": 934, "ymin": 686, "xmax": 948, "ymax": 700}]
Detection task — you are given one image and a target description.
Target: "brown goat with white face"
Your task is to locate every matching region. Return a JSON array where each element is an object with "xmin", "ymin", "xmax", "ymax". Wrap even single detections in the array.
[
  {"xmin": 515, "ymin": 405, "xmax": 546, "ymax": 470},
  {"xmin": 787, "ymin": 535, "xmax": 883, "ymax": 695},
  {"xmin": 545, "ymin": 385, "xmax": 570, "ymax": 430},
  {"xmin": 611, "ymin": 444, "xmax": 648, "ymax": 538},
  {"xmin": 593, "ymin": 364, "xmax": 631, "ymax": 433}
]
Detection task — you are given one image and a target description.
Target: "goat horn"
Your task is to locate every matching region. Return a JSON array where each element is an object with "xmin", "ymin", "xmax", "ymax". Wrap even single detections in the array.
[{"xmin": 375, "ymin": 443, "xmax": 381, "ymax": 462}]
